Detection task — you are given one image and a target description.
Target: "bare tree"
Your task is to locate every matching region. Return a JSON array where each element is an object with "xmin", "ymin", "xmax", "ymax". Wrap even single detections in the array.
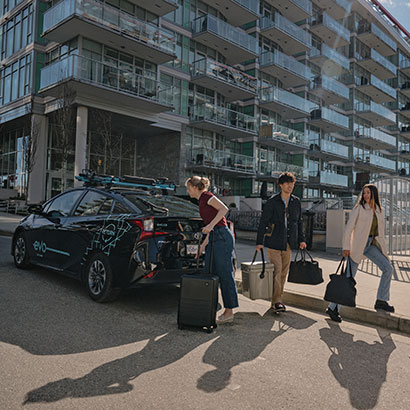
[{"xmin": 22, "ymin": 115, "xmax": 39, "ymax": 201}]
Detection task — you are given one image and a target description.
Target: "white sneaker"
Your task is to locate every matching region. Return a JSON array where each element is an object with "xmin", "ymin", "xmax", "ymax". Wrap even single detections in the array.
[{"xmin": 216, "ymin": 314, "xmax": 234, "ymax": 324}]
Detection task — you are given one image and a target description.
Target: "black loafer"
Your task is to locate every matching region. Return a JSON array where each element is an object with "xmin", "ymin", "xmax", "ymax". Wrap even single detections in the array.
[
  {"xmin": 326, "ymin": 307, "xmax": 342, "ymax": 323},
  {"xmin": 374, "ymin": 300, "xmax": 395, "ymax": 313}
]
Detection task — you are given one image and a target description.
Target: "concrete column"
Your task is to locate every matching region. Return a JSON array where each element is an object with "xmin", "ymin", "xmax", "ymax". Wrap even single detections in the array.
[
  {"xmin": 27, "ymin": 114, "xmax": 48, "ymax": 204},
  {"xmin": 74, "ymin": 106, "xmax": 88, "ymax": 187}
]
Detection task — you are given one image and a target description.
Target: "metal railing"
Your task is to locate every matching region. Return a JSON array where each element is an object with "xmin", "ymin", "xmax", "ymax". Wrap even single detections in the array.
[
  {"xmin": 309, "ymin": 43, "xmax": 349, "ymax": 71},
  {"xmin": 357, "ymin": 22, "xmax": 397, "ymax": 52},
  {"xmin": 355, "ymin": 74, "xmax": 397, "ymax": 99},
  {"xmin": 356, "ymin": 48, "xmax": 397, "ymax": 76},
  {"xmin": 312, "ymin": 12, "xmax": 350, "ymax": 42},
  {"xmin": 320, "ymin": 139, "xmax": 349, "ymax": 158},
  {"xmin": 311, "ymin": 75, "xmax": 349, "ymax": 100},
  {"xmin": 355, "ymin": 101, "xmax": 396, "ymax": 124},
  {"xmin": 43, "ymin": 0, "xmax": 176, "ymax": 54},
  {"xmin": 259, "ymin": 123, "xmax": 309, "ymax": 147},
  {"xmin": 355, "ymin": 126, "xmax": 396, "ymax": 147}
]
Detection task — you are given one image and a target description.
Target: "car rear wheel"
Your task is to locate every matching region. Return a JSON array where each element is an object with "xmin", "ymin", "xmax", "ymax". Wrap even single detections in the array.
[
  {"xmin": 14, "ymin": 232, "xmax": 31, "ymax": 269},
  {"xmin": 85, "ymin": 252, "xmax": 121, "ymax": 302}
]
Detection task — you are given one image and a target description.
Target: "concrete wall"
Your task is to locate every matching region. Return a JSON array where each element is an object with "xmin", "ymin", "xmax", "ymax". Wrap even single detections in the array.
[
  {"xmin": 240, "ymin": 197, "xmax": 262, "ymax": 211},
  {"xmin": 326, "ymin": 209, "xmax": 351, "ymax": 253},
  {"xmin": 0, "ymin": 189, "xmax": 18, "ymax": 200}
]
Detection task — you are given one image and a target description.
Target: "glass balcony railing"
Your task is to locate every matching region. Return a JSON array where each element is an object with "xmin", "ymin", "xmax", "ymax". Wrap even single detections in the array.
[
  {"xmin": 232, "ymin": 0, "xmax": 260, "ymax": 14},
  {"xmin": 260, "ymin": 161, "xmax": 308, "ymax": 179},
  {"xmin": 354, "ymin": 151, "xmax": 396, "ymax": 171},
  {"xmin": 311, "ymin": 107, "xmax": 349, "ymax": 129},
  {"xmin": 284, "ymin": 0, "xmax": 312, "ymax": 15},
  {"xmin": 260, "ymin": 86, "xmax": 315, "ymax": 115},
  {"xmin": 191, "ymin": 58, "xmax": 257, "ymax": 94},
  {"xmin": 355, "ymin": 126, "xmax": 396, "ymax": 147},
  {"xmin": 312, "ymin": 13, "xmax": 350, "ymax": 42},
  {"xmin": 311, "ymin": 75, "xmax": 349, "ymax": 100},
  {"xmin": 190, "ymin": 103, "xmax": 257, "ymax": 133},
  {"xmin": 355, "ymin": 101, "xmax": 396, "ymax": 123},
  {"xmin": 320, "ymin": 139, "xmax": 349, "ymax": 158},
  {"xmin": 335, "ymin": 0, "xmax": 352, "ymax": 14},
  {"xmin": 259, "ymin": 124, "xmax": 308, "ymax": 147},
  {"xmin": 309, "ymin": 171, "xmax": 348, "ymax": 187},
  {"xmin": 189, "ymin": 147, "xmax": 256, "ymax": 173},
  {"xmin": 260, "ymin": 15, "xmax": 311, "ymax": 48},
  {"xmin": 309, "ymin": 43, "xmax": 349, "ymax": 71},
  {"xmin": 43, "ymin": 0, "xmax": 176, "ymax": 54},
  {"xmin": 400, "ymin": 57, "xmax": 410, "ymax": 71},
  {"xmin": 358, "ymin": 22, "xmax": 397, "ymax": 52},
  {"xmin": 192, "ymin": 15, "xmax": 258, "ymax": 55},
  {"xmin": 356, "ymin": 74, "xmax": 397, "ymax": 99},
  {"xmin": 40, "ymin": 54, "xmax": 174, "ymax": 105},
  {"xmin": 356, "ymin": 49, "xmax": 397, "ymax": 76},
  {"xmin": 260, "ymin": 50, "xmax": 312, "ymax": 82}
]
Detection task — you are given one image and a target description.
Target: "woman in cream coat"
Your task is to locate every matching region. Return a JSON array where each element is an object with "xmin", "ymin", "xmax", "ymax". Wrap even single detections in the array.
[{"xmin": 326, "ymin": 184, "xmax": 394, "ymax": 322}]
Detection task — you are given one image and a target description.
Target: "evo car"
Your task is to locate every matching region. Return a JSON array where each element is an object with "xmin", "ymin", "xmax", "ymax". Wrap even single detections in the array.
[{"xmin": 11, "ymin": 172, "xmax": 206, "ymax": 302}]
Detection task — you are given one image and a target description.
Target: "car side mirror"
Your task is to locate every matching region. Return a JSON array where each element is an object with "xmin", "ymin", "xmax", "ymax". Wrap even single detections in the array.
[{"xmin": 28, "ymin": 204, "xmax": 43, "ymax": 215}]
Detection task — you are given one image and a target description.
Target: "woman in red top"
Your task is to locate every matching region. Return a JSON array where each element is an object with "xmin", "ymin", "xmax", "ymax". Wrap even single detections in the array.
[{"xmin": 186, "ymin": 176, "xmax": 238, "ymax": 324}]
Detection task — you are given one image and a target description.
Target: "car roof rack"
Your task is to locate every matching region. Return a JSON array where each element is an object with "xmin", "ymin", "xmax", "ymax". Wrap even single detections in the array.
[{"xmin": 75, "ymin": 169, "xmax": 176, "ymax": 191}]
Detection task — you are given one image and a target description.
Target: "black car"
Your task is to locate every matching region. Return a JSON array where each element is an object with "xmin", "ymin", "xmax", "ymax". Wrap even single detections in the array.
[{"xmin": 11, "ymin": 172, "xmax": 206, "ymax": 302}]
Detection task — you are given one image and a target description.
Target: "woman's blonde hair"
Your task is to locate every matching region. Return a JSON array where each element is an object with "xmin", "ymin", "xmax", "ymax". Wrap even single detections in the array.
[{"xmin": 185, "ymin": 176, "xmax": 210, "ymax": 191}]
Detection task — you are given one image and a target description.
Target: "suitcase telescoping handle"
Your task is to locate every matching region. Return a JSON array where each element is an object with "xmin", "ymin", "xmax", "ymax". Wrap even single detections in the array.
[
  {"xmin": 251, "ymin": 249, "xmax": 265, "ymax": 279},
  {"xmin": 196, "ymin": 230, "xmax": 215, "ymax": 274}
]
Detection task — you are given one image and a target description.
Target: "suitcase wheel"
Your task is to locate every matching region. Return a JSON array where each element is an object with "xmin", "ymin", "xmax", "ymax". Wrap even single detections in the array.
[{"xmin": 206, "ymin": 327, "xmax": 213, "ymax": 334}]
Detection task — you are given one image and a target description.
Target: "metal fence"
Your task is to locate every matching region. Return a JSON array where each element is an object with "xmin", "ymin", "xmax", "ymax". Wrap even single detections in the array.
[{"xmin": 374, "ymin": 177, "xmax": 410, "ymax": 256}]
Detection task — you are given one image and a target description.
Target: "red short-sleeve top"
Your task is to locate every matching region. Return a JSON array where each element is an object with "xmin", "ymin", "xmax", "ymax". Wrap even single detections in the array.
[{"xmin": 198, "ymin": 191, "xmax": 227, "ymax": 227}]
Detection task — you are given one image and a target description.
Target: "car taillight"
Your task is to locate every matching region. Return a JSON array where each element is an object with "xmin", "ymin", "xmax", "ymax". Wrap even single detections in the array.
[
  {"xmin": 130, "ymin": 219, "xmax": 167, "ymax": 241},
  {"xmin": 143, "ymin": 270, "xmax": 158, "ymax": 279}
]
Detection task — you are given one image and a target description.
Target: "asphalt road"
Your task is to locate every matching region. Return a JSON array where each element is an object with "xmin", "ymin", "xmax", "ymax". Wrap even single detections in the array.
[{"xmin": 1, "ymin": 236, "xmax": 410, "ymax": 410}]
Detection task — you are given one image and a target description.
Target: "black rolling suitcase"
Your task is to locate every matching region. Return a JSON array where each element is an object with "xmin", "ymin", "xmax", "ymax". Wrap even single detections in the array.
[{"xmin": 177, "ymin": 233, "xmax": 219, "ymax": 333}]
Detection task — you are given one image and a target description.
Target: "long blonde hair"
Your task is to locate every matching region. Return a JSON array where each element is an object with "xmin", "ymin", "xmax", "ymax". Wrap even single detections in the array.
[{"xmin": 185, "ymin": 176, "xmax": 210, "ymax": 191}]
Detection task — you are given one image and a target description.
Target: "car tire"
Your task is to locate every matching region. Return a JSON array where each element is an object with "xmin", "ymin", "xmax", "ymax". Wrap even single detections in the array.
[
  {"xmin": 13, "ymin": 232, "xmax": 31, "ymax": 269},
  {"xmin": 85, "ymin": 252, "xmax": 121, "ymax": 303}
]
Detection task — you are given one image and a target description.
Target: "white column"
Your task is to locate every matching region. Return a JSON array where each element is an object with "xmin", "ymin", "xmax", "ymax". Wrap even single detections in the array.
[
  {"xmin": 27, "ymin": 114, "xmax": 48, "ymax": 204},
  {"xmin": 74, "ymin": 106, "xmax": 88, "ymax": 187}
]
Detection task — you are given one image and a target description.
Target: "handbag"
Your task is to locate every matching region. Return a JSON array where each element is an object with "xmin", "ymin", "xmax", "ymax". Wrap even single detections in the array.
[
  {"xmin": 288, "ymin": 249, "xmax": 323, "ymax": 285},
  {"xmin": 324, "ymin": 257, "xmax": 357, "ymax": 307}
]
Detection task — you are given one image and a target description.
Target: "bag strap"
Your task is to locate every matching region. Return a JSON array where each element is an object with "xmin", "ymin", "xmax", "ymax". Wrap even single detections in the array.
[
  {"xmin": 335, "ymin": 257, "xmax": 345, "ymax": 275},
  {"xmin": 251, "ymin": 249, "xmax": 266, "ymax": 279}
]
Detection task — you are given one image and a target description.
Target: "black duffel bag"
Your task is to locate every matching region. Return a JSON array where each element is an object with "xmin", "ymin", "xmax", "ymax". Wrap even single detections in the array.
[
  {"xmin": 324, "ymin": 257, "xmax": 357, "ymax": 307},
  {"xmin": 288, "ymin": 249, "xmax": 323, "ymax": 285}
]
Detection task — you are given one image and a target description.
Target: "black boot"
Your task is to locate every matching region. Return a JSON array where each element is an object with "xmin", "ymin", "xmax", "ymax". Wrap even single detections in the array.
[
  {"xmin": 374, "ymin": 300, "xmax": 395, "ymax": 313},
  {"xmin": 326, "ymin": 307, "xmax": 342, "ymax": 323}
]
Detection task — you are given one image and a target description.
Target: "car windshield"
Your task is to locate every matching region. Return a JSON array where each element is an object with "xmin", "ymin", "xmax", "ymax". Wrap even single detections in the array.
[{"xmin": 124, "ymin": 194, "xmax": 200, "ymax": 217}]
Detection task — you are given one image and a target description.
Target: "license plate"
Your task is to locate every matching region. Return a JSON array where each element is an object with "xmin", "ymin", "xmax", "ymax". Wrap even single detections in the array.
[{"xmin": 186, "ymin": 244, "xmax": 199, "ymax": 255}]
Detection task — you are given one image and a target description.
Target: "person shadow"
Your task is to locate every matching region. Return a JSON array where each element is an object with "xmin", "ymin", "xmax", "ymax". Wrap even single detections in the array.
[
  {"xmin": 197, "ymin": 310, "xmax": 316, "ymax": 392},
  {"xmin": 319, "ymin": 323, "xmax": 396, "ymax": 410}
]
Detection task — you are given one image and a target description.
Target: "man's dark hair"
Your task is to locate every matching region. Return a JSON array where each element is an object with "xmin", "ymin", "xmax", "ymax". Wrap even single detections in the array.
[{"xmin": 278, "ymin": 171, "xmax": 296, "ymax": 185}]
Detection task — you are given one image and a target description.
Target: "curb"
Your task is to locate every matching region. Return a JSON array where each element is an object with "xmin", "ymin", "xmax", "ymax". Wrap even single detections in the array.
[
  {"xmin": 235, "ymin": 278, "xmax": 410, "ymax": 335},
  {"xmin": 0, "ymin": 230, "xmax": 13, "ymax": 237}
]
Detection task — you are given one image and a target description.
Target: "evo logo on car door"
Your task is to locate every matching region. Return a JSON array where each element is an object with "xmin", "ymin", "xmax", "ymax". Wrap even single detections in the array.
[{"xmin": 33, "ymin": 240, "xmax": 70, "ymax": 258}]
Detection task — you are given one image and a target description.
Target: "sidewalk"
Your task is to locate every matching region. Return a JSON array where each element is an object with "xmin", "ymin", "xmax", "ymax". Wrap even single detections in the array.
[
  {"xmin": 0, "ymin": 212, "xmax": 23, "ymax": 236},
  {"xmin": 235, "ymin": 240, "xmax": 410, "ymax": 335}
]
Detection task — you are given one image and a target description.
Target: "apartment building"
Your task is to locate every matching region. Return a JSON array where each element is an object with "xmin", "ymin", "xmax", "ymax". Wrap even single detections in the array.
[{"xmin": 0, "ymin": 0, "xmax": 409, "ymax": 204}]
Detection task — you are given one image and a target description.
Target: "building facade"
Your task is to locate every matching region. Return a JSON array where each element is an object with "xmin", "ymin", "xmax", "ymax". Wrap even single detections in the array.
[{"xmin": 1, "ymin": 0, "xmax": 410, "ymax": 204}]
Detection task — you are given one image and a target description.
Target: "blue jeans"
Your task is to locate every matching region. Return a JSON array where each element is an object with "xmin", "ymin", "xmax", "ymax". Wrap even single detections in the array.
[
  {"xmin": 329, "ymin": 237, "xmax": 394, "ymax": 311},
  {"xmin": 204, "ymin": 226, "xmax": 239, "ymax": 309}
]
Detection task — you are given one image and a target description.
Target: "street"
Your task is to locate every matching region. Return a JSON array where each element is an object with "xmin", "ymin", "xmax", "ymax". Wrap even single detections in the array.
[{"xmin": 1, "ymin": 236, "xmax": 410, "ymax": 410}]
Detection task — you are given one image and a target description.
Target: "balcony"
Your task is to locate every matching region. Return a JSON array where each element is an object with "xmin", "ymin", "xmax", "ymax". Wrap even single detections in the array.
[
  {"xmin": 138, "ymin": 0, "xmax": 177, "ymax": 16},
  {"xmin": 357, "ymin": 22, "xmax": 397, "ymax": 56},
  {"xmin": 400, "ymin": 124, "xmax": 410, "ymax": 139},
  {"xmin": 355, "ymin": 74, "xmax": 397, "ymax": 103},
  {"xmin": 189, "ymin": 103, "xmax": 257, "ymax": 139},
  {"xmin": 399, "ymin": 101, "xmax": 410, "ymax": 120},
  {"xmin": 264, "ymin": 0, "xmax": 312, "ymax": 23},
  {"xmin": 354, "ymin": 127, "xmax": 396, "ymax": 149},
  {"xmin": 356, "ymin": 49, "xmax": 397, "ymax": 80},
  {"xmin": 400, "ymin": 58, "xmax": 410, "ymax": 77},
  {"xmin": 260, "ymin": 86, "xmax": 315, "ymax": 119},
  {"xmin": 259, "ymin": 50, "xmax": 312, "ymax": 88},
  {"xmin": 191, "ymin": 58, "xmax": 257, "ymax": 101},
  {"xmin": 186, "ymin": 147, "xmax": 256, "ymax": 176},
  {"xmin": 199, "ymin": 0, "xmax": 259, "ymax": 26},
  {"xmin": 308, "ymin": 107, "xmax": 349, "ymax": 132},
  {"xmin": 42, "ymin": 0, "xmax": 176, "ymax": 64},
  {"xmin": 400, "ymin": 81, "xmax": 410, "ymax": 99},
  {"xmin": 399, "ymin": 144, "xmax": 410, "ymax": 161},
  {"xmin": 354, "ymin": 153, "xmax": 396, "ymax": 172},
  {"xmin": 309, "ymin": 44, "xmax": 349, "ymax": 76},
  {"xmin": 311, "ymin": 0, "xmax": 351, "ymax": 20},
  {"xmin": 355, "ymin": 101, "xmax": 396, "ymax": 127},
  {"xmin": 310, "ymin": 13, "xmax": 350, "ymax": 47},
  {"xmin": 192, "ymin": 15, "xmax": 258, "ymax": 65},
  {"xmin": 309, "ymin": 75, "xmax": 349, "ymax": 105},
  {"xmin": 258, "ymin": 124, "xmax": 308, "ymax": 152},
  {"xmin": 309, "ymin": 171, "xmax": 348, "ymax": 187},
  {"xmin": 39, "ymin": 55, "xmax": 173, "ymax": 113},
  {"xmin": 308, "ymin": 139, "xmax": 349, "ymax": 161},
  {"xmin": 258, "ymin": 161, "xmax": 309, "ymax": 180},
  {"xmin": 260, "ymin": 15, "xmax": 312, "ymax": 55}
]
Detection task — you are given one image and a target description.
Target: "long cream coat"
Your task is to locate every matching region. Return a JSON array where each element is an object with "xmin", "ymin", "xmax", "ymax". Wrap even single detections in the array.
[{"xmin": 342, "ymin": 203, "xmax": 389, "ymax": 263}]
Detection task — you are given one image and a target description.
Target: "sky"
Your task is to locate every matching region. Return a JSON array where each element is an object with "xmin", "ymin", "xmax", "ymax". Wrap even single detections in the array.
[{"xmin": 378, "ymin": 0, "xmax": 410, "ymax": 36}]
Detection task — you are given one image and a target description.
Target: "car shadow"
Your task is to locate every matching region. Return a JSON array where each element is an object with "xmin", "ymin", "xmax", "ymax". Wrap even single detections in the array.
[
  {"xmin": 319, "ymin": 322, "xmax": 396, "ymax": 410},
  {"xmin": 196, "ymin": 310, "xmax": 317, "ymax": 392}
]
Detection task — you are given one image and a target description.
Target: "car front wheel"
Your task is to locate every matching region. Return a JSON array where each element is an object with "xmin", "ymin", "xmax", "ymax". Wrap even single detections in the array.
[
  {"xmin": 14, "ymin": 232, "xmax": 31, "ymax": 269},
  {"xmin": 85, "ymin": 252, "xmax": 121, "ymax": 303}
]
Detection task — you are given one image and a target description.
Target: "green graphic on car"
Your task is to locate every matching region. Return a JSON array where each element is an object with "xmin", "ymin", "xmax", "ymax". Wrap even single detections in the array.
[{"xmin": 33, "ymin": 240, "xmax": 70, "ymax": 257}]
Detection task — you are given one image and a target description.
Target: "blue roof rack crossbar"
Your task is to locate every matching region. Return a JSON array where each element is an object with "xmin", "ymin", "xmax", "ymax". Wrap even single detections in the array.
[{"xmin": 75, "ymin": 169, "xmax": 176, "ymax": 191}]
